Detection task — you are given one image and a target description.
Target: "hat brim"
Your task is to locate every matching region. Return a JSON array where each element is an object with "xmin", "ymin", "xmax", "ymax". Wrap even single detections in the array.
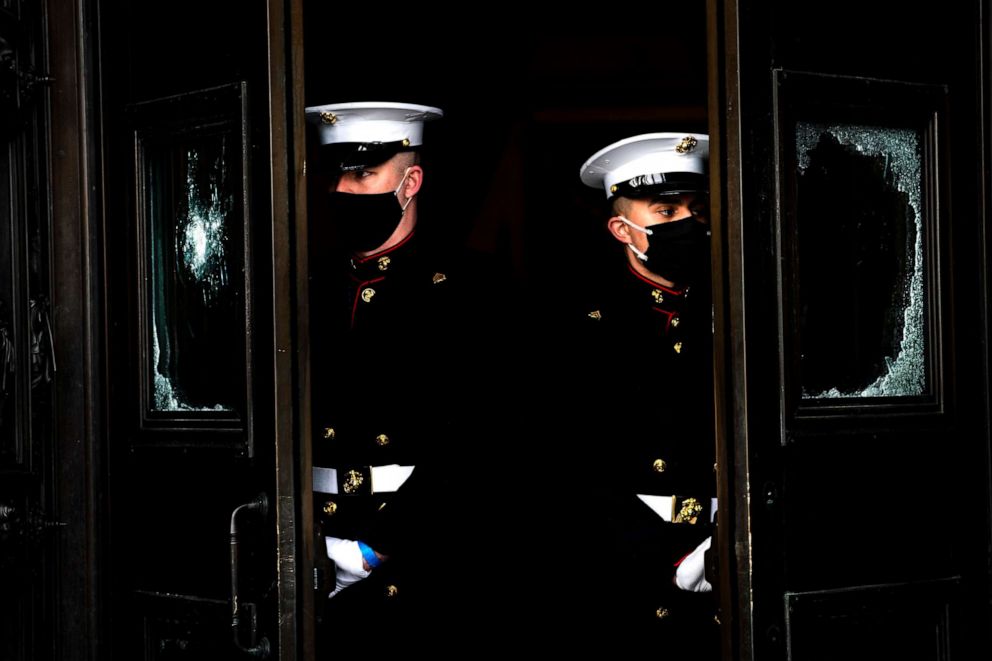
[
  {"xmin": 313, "ymin": 141, "xmax": 415, "ymax": 174},
  {"xmin": 608, "ymin": 172, "xmax": 707, "ymax": 200}
]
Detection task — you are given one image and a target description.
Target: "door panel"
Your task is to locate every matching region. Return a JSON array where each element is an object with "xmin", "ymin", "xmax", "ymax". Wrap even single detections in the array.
[
  {"xmin": 711, "ymin": 1, "xmax": 992, "ymax": 659},
  {"xmin": 784, "ymin": 580, "xmax": 955, "ymax": 661},
  {"xmin": 775, "ymin": 72, "xmax": 955, "ymax": 592},
  {"xmin": 99, "ymin": 1, "xmax": 296, "ymax": 658}
]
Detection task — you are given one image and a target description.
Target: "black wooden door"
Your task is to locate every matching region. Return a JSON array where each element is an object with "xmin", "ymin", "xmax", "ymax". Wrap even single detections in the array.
[
  {"xmin": 0, "ymin": 2, "xmax": 57, "ymax": 660},
  {"xmin": 710, "ymin": 1, "xmax": 992, "ymax": 659},
  {"xmin": 98, "ymin": 1, "xmax": 302, "ymax": 659}
]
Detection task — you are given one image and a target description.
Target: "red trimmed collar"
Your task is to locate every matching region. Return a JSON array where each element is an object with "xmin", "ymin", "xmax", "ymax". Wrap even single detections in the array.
[
  {"xmin": 351, "ymin": 229, "xmax": 416, "ymax": 266},
  {"xmin": 626, "ymin": 263, "xmax": 687, "ymax": 296},
  {"xmin": 349, "ymin": 230, "xmax": 417, "ymax": 280}
]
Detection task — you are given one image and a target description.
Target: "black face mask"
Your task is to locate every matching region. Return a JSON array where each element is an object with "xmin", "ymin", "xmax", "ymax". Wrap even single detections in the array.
[
  {"xmin": 327, "ymin": 190, "xmax": 406, "ymax": 253},
  {"xmin": 625, "ymin": 215, "xmax": 710, "ymax": 285}
]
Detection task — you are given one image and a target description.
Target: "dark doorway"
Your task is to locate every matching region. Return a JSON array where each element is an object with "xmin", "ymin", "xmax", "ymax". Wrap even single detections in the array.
[{"xmin": 299, "ymin": 3, "xmax": 716, "ymax": 655}]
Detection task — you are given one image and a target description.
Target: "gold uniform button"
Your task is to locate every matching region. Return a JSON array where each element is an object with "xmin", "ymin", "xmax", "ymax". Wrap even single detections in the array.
[
  {"xmin": 673, "ymin": 341, "xmax": 683, "ymax": 354},
  {"xmin": 385, "ymin": 585, "xmax": 399, "ymax": 598},
  {"xmin": 656, "ymin": 607, "xmax": 670, "ymax": 619},
  {"xmin": 375, "ymin": 433, "xmax": 390, "ymax": 447},
  {"xmin": 322, "ymin": 501, "xmax": 337, "ymax": 516},
  {"xmin": 361, "ymin": 288, "xmax": 376, "ymax": 303},
  {"xmin": 322, "ymin": 427, "xmax": 336, "ymax": 440},
  {"xmin": 652, "ymin": 289, "xmax": 664, "ymax": 303},
  {"xmin": 377, "ymin": 256, "xmax": 391, "ymax": 271},
  {"xmin": 588, "ymin": 309, "xmax": 602, "ymax": 321},
  {"xmin": 432, "ymin": 272, "xmax": 447, "ymax": 285},
  {"xmin": 671, "ymin": 316, "xmax": 680, "ymax": 328},
  {"xmin": 652, "ymin": 459, "xmax": 668, "ymax": 473}
]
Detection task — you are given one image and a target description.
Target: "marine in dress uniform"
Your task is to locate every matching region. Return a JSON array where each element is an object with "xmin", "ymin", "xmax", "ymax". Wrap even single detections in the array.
[
  {"xmin": 305, "ymin": 102, "xmax": 476, "ymax": 647},
  {"xmin": 562, "ymin": 133, "xmax": 720, "ymax": 653}
]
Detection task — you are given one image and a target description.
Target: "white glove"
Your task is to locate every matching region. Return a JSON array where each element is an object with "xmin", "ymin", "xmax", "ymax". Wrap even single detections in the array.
[
  {"xmin": 325, "ymin": 537, "xmax": 370, "ymax": 599},
  {"xmin": 674, "ymin": 536, "xmax": 712, "ymax": 593}
]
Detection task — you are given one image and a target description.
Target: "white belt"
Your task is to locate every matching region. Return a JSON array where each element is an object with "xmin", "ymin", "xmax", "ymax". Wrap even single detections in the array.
[
  {"xmin": 637, "ymin": 495, "xmax": 719, "ymax": 523},
  {"xmin": 313, "ymin": 465, "xmax": 415, "ymax": 495}
]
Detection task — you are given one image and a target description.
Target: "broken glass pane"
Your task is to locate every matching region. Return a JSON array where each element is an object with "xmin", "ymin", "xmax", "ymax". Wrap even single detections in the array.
[
  {"xmin": 146, "ymin": 131, "xmax": 244, "ymax": 413},
  {"xmin": 796, "ymin": 123, "xmax": 927, "ymax": 399}
]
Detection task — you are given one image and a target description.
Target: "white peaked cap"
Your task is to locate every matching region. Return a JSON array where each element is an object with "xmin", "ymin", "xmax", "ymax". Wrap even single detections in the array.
[
  {"xmin": 304, "ymin": 101, "xmax": 444, "ymax": 147},
  {"xmin": 580, "ymin": 133, "xmax": 709, "ymax": 199}
]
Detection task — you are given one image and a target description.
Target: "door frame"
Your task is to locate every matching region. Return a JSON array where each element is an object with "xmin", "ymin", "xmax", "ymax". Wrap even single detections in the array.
[
  {"xmin": 268, "ymin": 0, "xmax": 309, "ymax": 659},
  {"xmin": 707, "ymin": 1, "xmax": 751, "ymax": 659},
  {"xmin": 48, "ymin": 0, "xmax": 107, "ymax": 659}
]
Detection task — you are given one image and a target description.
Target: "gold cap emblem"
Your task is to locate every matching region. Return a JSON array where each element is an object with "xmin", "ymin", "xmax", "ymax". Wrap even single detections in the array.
[
  {"xmin": 319, "ymin": 111, "xmax": 338, "ymax": 125},
  {"xmin": 375, "ymin": 433, "xmax": 390, "ymax": 447},
  {"xmin": 652, "ymin": 459, "xmax": 667, "ymax": 473},
  {"xmin": 675, "ymin": 135, "xmax": 698, "ymax": 154}
]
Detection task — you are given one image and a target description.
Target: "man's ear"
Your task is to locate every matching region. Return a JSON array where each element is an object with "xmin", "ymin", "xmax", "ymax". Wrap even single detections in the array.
[
  {"xmin": 400, "ymin": 165, "xmax": 423, "ymax": 199},
  {"xmin": 607, "ymin": 216, "xmax": 632, "ymax": 243}
]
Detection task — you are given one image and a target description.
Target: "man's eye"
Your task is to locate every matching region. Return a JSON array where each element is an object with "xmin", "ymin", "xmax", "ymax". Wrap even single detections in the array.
[
  {"xmin": 358, "ymin": 170, "xmax": 374, "ymax": 179},
  {"xmin": 657, "ymin": 208, "xmax": 676, "ymax": 217}
]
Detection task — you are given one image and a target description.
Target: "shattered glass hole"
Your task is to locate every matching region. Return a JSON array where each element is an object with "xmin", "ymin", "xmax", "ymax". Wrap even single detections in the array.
[{"xmin": 796, "ymin": 124, "xmax": 927, "ymax": 399}]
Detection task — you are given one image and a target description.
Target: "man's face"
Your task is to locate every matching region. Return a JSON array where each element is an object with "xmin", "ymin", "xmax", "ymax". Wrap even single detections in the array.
[
  {"xmin": 616, "ymin": 192, "xmax": 708, "ymax": 255},
  {"xmin": 334, "ymin": 154, "xmax": 408, "ymax": 195},
  {"xmin": 327, "ymin": 152, "xmax": 423, "ymax": 255}
]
